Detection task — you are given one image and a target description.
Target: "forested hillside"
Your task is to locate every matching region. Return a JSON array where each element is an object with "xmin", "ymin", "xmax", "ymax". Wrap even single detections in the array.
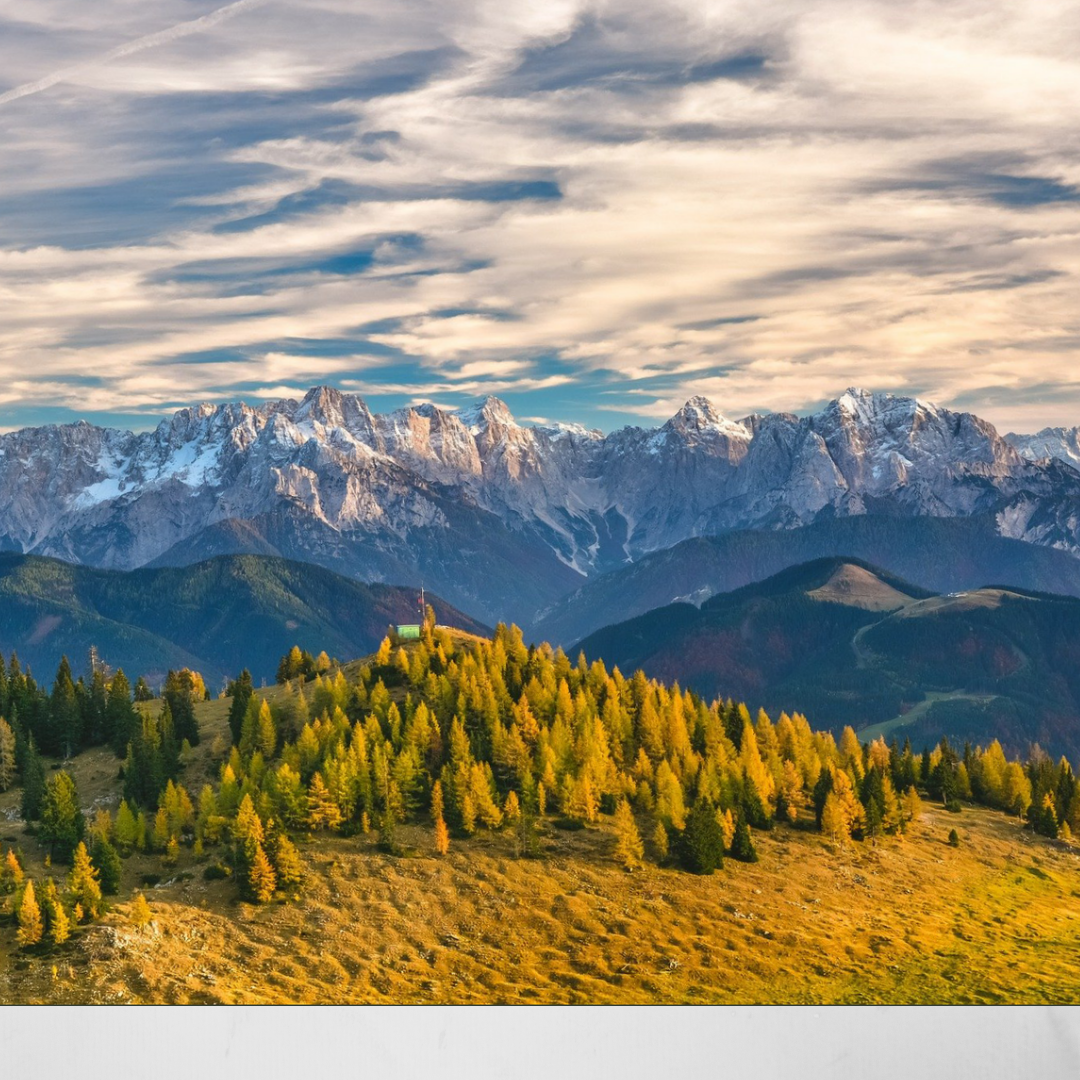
[{"xmin": 1, "ymin": 617, "xmax": 1078, "ymax": 1002}]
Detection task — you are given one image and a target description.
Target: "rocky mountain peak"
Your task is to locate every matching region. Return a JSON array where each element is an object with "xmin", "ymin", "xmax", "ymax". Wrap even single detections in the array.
[{"xmin": 456, "ymin": 396, "xmax": 516, "ymax": 434}]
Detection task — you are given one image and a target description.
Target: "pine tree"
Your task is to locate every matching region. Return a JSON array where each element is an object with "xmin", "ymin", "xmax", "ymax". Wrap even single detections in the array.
[
  {"xmin": 133, "ymin": 676, "xmax": 154, "ymax": 703},
  {"xmin": 729, "ymin": 812, "xmax": 758, "ymax": 863},
  {"xmin": 67, "ymin": 842, "xmax": 103, "ymax": 920},
  {"xmin": 227, "ymin": 669, "xmax": 254, "ymax": 746},
  {"xmin": 613, "ymin": 799, "xmax": 644, "ymax": 870},
  {"xmin": 678, "ymin": 798, "xmax": 724, "ymax": 875},
  {"xmin": 162, "ymin": 669, "xmax": 201, "ymax": 747},
  {"xmin": 17, "ymin": 879, "xmax": 43, "ymax": 947},
  {"xmin": 90, "ymin": 836, "xmax": 122, "ymax": 895},
  {"xmin": 40, "ymin": 771, "xmax": 85, "ymax": 860},
  {"xmin": 0, "ymin": 717, "xmax": 16, "ymax": 792},
  {"xmin": 51, "ymin": 656, "xmax": 80, "ymax": 758},
  {"xmin": 864, "ymin": 797, "xmax": 883, "ymax": 842},
  {"xmin": 106, "ymin": 669, "xmax": 137, "ymax": 758},
  {"xmin": 20, "ymin": 735, "xmax": 46, "ymax": 821}
]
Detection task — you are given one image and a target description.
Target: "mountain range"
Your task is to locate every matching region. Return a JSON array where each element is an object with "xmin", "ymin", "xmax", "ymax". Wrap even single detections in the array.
[
  {"xmin": 0, "ymin": 553, "xmax": 486, "ymax": 687},
  {"xmin": 4, "ymin": 385, "xmax": 1080, "ymax": 632},
  {"xmin": 574, "ymin": 558, "xmax": 1080, "ymax": 760}
]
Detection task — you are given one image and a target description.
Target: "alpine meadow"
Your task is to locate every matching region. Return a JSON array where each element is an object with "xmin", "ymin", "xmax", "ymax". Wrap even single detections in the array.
[{"xmin": 2, "ymin": 0, "xmax": 1080, "ymax": 1013}]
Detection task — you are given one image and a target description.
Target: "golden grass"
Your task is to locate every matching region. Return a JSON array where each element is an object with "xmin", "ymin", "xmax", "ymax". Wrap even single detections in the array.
[{"xmin": 2, "ymin": 800, "xmax": 1079, "ymax": 1004}]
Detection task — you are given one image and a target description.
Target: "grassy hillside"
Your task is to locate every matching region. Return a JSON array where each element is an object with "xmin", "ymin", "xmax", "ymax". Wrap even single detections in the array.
[
  {"xmin": 0, "ymin": 553, "xmax": 487, "ymax": 685},
  {"xmin": 575, "ymin": 558, "xmax": 1080, "ymax": 758},
  {"xmin": 0, "ymin": 686, "xmax": 1076, "ymax": 1003},
  {"xmin": 534, "ymin": 516, "xmax": 1080, "ymax": 645}
]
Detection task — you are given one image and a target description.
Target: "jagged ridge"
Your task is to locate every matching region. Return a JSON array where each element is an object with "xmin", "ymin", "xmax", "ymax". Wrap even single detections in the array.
[{"xmin": 0, "ymin": 385, "xmax": 1079, "ymax": 629}]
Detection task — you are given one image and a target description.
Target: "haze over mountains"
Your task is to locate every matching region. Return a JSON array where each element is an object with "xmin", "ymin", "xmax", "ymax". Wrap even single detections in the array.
[{"xmin": 4, "ymin": 385, "xmax": 1080, "ymax": 634}]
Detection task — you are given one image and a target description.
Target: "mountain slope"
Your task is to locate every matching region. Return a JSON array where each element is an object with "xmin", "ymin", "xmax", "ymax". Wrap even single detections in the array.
[
  {"xmin": 3, "ymin": 386, "xmax": 1080, "ymax": 629},
  {"xmin": 575, "ymin": 558, "xmax": 1080, "ymax": 758},
  {"xmin": 533, "ymin": 516, "xmax": 1080, "ymax": 645},
  {"xmin": 0, "ymin": 553, "xmax": 486, "ymax": 685}
]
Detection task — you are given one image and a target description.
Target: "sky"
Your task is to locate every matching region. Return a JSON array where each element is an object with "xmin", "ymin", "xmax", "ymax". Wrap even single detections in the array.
[{"xmin": 0, "ymin": 0, "xmax": 1079, "ymax": 434}]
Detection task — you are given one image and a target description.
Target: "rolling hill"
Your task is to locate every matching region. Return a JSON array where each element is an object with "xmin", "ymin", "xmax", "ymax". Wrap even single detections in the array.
[
  {"xmin": 533, "ymin": 516, "xmax": 1080, "ymax": 645},
  {"xmin": 0, "ymin": 553, "xmax": 487, "ymax": 686},
  {"xmin": 575, "ymin": 557, "xmax": 1080, "ymax": 758}
]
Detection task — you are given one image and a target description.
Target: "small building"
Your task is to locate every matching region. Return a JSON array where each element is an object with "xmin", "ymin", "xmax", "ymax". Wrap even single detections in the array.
[{"xmin": 396, "ymin": 624, "xmax": 421, "ymax": 640}]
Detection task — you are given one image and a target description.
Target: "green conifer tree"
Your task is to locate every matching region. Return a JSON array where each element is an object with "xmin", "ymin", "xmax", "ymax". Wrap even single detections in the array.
[
  {"xmin": 20, "ymin": 735, "xmax": 46, "ymax": 821},
  {"xmin": 227, "ymin": 669, "xmax": 254, "ymax": 746},
  {"xmin": 40, "ymin": 771, "xmax": 85, "ymax": 861},
  {"xmin": 678, "ymin": 798, "xmax": 724, "ymax": 875},
  {"xmin": 90, "ymin": 836, "xmax": 122, "ymax": 895},
  {"xmin": 729, "ymin": 812, "xmax": 758, "ymax": 863},
  {"xmin": 0, "ymin": 717, "xmax": 16, "ymax": 792}
]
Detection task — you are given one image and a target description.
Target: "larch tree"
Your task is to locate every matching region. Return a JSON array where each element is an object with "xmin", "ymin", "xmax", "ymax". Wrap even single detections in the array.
[
  {"xmin": 821, "ymin": 791, "xmax": 851, "ymax": 846},
  {"xmin": 17, "ymin": 879, "xmax": 43, "ymax": 947},
  {"xmin": 129, "ymin": 892, "xmax": 153, "ymax": 928},
  {"xmin": 3, "ymin": 847, "xmax": 24, "ymax": 888},
  {"xmin": 67, "ymin": 842, "xmax": 103, "ymax": 920},
  {"xmin": 269, "ymin": 833, "xmax": 303, "ymax": 890},
  {"xmin": 114, "ymin": 800, "xmax": 140, "ymax": 854},
  {"xmin": 613, "ymin": 799, "xmax": 644, "ymax": 871},
  {"xmin": 434, "ymin": 814, "xmax": 450, "ymax": 856},
  {"xmin": 44, "ymin": 880, "xmax": 71, "ymax": 946},
  {"xmin": 246, "ymin": 840, "xmax": 277, "ymax": 903}
]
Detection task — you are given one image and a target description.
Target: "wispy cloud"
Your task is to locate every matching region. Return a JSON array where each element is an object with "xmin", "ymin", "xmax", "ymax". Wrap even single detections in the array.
[
  {"xmin": 0, "ymin": 0, "xmax": 268, "ymax": 107},
  {"xmin": 0, "ymin": 1, "xmax": 1078, "ymax": 433}
]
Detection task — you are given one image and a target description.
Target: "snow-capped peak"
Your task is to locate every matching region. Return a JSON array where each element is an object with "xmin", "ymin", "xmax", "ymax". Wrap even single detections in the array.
[
  {"xmin": 455, "ymin": 396, "xmax": 517, "ymax": 434},
  {"xmin": 661, "ymin": 396, "xmax": 750, "ymax": 446}
]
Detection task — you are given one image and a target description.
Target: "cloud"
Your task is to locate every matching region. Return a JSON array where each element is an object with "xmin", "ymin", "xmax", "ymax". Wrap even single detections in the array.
[
  {"xmin": 0, "ymin": 0, "xmax": 1079, "ymax": 433},
  {"xmin": 0, "ymin": 0, "xmax": 269, "ymax": 108}
]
